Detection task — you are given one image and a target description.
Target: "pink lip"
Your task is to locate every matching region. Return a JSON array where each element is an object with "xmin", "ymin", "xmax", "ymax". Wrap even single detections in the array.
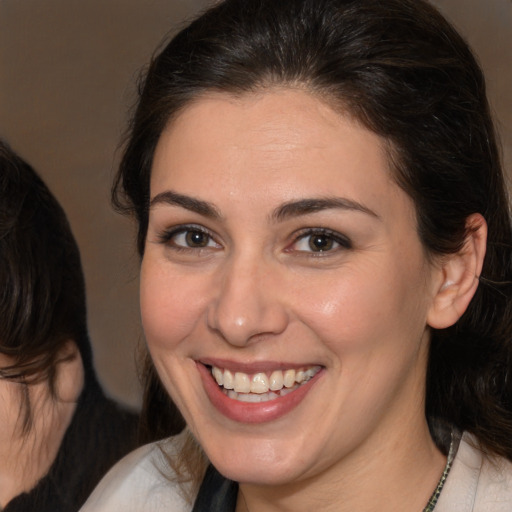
[{"xmin": 197, "ymin": 362, "xmax": 324, "ymax": 424}]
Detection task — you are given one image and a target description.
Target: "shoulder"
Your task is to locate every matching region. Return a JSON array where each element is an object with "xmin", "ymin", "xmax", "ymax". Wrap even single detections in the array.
[
  {"xmin": 80, "ymin": 433, "xmax": 194, "ymax": 512},
  {"xmin": 437, "ymin": 432, "xmax": 512, "ymax": 512},
  {"xmin": 476, "ymin": 445, "xmax": 512, "ymax": 510}
]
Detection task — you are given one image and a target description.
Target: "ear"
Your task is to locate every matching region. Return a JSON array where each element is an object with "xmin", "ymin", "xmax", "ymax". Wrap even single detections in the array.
[
  {"xmin": 54, "ymin": 340, "xmax": 84, "ymax": 403},
  {"xmin": 427, "ymin": 213, "xmax": 487, "ymax": 329}
]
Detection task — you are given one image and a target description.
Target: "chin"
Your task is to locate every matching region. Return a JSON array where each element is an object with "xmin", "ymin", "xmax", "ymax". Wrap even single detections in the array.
[{"xmin": 202, "ymin": 434, "xmax": 312, "ymax": 486}]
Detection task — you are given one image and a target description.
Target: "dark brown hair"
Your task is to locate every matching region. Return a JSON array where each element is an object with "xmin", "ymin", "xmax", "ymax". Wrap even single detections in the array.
[
  {"xmin": 114, "ymin": 0, "xmax": 512, "ymax": 461},
  {"xmin": 0, "ymin": 140, "xmax": 93, "ymax": 430}
]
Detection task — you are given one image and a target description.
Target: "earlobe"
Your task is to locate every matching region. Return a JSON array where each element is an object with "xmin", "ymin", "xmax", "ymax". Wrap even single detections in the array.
[
  {"xmin": 54, "ymin": 341, "xmax": 84, "ymax": 403},
  {"xmin": 427, "ymin": 213, "xmax": 487, "ymax": 329}
]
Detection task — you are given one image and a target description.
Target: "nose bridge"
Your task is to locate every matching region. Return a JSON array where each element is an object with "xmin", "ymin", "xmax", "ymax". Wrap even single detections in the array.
[{"xmin": 207, "ymin": 249, "xmax": 288, "ymax": 346}]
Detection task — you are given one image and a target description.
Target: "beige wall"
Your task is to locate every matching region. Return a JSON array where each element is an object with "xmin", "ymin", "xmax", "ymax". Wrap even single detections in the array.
[
  {"xmin": 1, "ymin": 0, "xmax": 511, "ymax": 408},
  {"xmin": 433, "ymin": 0, "xmax": 512, "ymax": 179}
]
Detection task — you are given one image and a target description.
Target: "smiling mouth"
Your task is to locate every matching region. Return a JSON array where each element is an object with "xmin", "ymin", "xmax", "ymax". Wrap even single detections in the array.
[{"xmin": 208, "ymin": 365, "xmax": 322, "ymax": 403}]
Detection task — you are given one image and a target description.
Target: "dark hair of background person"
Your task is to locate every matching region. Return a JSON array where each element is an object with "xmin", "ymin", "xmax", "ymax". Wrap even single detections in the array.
[
  {"xmin": 0, "ymin": 139, "xmax": 140, "ymax": 512},
  {"xmin": 113, "ymin": 0, "xmax": 512, "ymax": 470},
  {"xmin": 0, "ymin": 139, "xmax": 94, "ymax": 430}
]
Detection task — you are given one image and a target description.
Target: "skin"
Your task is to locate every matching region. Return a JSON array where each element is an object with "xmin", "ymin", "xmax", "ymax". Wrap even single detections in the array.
[
  {"xmin": 141, "ymin": 89, "xmax": 478, "ymax": 511},
  {"xmin": 0, "ymin": 342, "xmax": 83, "ymax": 507}
]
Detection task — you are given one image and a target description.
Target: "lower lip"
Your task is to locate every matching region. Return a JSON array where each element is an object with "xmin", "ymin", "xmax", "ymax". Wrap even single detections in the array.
[{"xmin": 197, "ymin": 363, "xmax": 323, "ymax": 424}]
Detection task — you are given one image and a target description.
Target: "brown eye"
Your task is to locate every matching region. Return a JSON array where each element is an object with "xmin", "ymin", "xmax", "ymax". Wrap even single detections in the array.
[
  {"xmin": 308, "ymin": 234, "xmax": 334, "ymax": 252},
  {"xmin": 185, "ymin": 230, "xmax": 210, "ymax": 247},
  {"xmin": 292, "ymin": 229, "xmax": 352, "ymax": 254},
  {"xmin": 159, "ymin": 226, "xmax": 221, "ymax": 251}
]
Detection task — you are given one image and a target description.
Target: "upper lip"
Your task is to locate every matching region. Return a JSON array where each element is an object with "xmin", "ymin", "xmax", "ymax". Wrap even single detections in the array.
[{"xmin": 199, "ymin": 357, "xmax": 323, "ymax": 374}]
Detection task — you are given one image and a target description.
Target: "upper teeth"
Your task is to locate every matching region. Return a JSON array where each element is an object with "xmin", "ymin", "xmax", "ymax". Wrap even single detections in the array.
[{"xmin": 211, "ymin": 366, "xmax": 320, "ymax": 394}]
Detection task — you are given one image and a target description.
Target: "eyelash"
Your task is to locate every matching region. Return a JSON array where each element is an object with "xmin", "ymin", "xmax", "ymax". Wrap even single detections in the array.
[
  {"xmin": 156, "ymin": 225, "xmax": 352, "ymax": 255},
  {"xmin": 289, "ymin": 228, "xmax": 352, "ymax": 254},
  {"xmin": 157, "ymin": 224, "xmax": 219, "ymax": 252}
]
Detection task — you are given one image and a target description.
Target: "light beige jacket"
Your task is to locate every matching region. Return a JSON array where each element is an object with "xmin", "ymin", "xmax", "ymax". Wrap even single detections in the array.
[
  {"xmin": 81, "ymin": 432, "xmax": 512, "ymax": 511},
  {"xmin": 436, "ymin": 433, "xmax": 512, "ymax": 511}
]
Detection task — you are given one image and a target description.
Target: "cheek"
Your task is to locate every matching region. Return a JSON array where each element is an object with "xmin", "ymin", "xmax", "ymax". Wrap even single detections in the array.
[
  {"xmin": 298, "ymin": 264, "xmax": 385, "ymax": 320},
  {"xmin": 139, "ymin": 260, "xmax": 208, "ymax": 417},
  {"xmin": 139, "ymin": 259, "xmax": 207, "ymax": 353},
  {"xmin": 294, "ymin": 260, "xmax": 429, "ymax": 355}
]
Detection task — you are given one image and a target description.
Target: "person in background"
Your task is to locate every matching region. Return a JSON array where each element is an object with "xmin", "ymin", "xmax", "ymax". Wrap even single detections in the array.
[{"xmin": 0, "ymin": 140, "xmax": 139, "ymax": 512}]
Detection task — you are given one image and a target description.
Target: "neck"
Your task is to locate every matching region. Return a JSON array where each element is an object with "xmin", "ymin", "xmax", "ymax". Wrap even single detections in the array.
[
  {"xmin": 237, "ymin": 419, "xmax": 446, "ymax": 512},
  {"xmin": 0, "ymin": 345, "xmax": 83, "ymax": 507}
]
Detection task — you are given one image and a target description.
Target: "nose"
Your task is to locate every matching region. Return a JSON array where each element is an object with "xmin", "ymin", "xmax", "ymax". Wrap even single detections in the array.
[{"xmin": 207, "ymin": 255, "xmax": 289, "ymax": 347}]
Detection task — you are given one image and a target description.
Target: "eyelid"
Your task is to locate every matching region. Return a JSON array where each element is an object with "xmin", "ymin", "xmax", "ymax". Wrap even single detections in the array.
[
  {"xmin": 157, "ymin": 223, "xmax": 220, "ymax": 249},
  {"xmin": 155, "ymin": 224, "xmax": 351, "ymax": 255},
  {"xmin": 289, "ymin": 228, "xmax": 352, "ymax": 253}
]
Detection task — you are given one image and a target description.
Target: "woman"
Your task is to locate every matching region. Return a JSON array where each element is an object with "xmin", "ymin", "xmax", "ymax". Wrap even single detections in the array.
[
  {"xmin": 0, "ymin": 141, "xmax": 139, "ymax": 511},
  {"xmin": 82, "ymin": 0, "xmax": 512, "ymax": 510}
]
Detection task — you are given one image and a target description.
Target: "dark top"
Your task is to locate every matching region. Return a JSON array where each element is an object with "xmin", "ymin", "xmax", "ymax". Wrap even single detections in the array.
[
  {"xmin": 192, "ymin": 465, "xmax": 238, "ymax": 512},
  {"xmin": 4, "ymin": 377, "xmax": 139, "ymax": 512}
]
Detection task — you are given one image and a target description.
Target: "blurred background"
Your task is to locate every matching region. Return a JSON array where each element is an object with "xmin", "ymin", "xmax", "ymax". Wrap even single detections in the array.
[{"xmin": 1, "ymin": 0, "xmax": 510, "ymax": 408}]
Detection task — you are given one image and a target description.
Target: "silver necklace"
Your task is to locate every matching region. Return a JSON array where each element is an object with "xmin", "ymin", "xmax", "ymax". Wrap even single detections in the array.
[
  {"xmin": 423, "ymin": 430, "xmax": 457, "ymax": 512},
  {"xmin": 239, "ymin": 432, "xmax": 456, "ymax": 512}
]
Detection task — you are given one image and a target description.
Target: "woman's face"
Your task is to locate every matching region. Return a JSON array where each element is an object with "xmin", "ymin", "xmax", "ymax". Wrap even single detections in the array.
[{"xmin": 141, "ymin": 89, "xmax": 443, "ymax": 485}]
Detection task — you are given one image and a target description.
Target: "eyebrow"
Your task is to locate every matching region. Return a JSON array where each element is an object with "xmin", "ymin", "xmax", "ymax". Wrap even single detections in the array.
[
  {"xmin": 150, "ymin": 190, "xmax": 222, "ymax": 219},
  {"xmin": 150, "ymin": 190, "xmax": 378, "ymax": 222},
  {"xmin": 271, "ymin": 197, "xmax": 379, "ymax": 222}
]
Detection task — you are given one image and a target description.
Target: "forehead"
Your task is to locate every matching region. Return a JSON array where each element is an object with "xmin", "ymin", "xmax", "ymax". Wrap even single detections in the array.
[{"xmin": 152, "ymin": 89, "xmax": 394, "ymax": 191}]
